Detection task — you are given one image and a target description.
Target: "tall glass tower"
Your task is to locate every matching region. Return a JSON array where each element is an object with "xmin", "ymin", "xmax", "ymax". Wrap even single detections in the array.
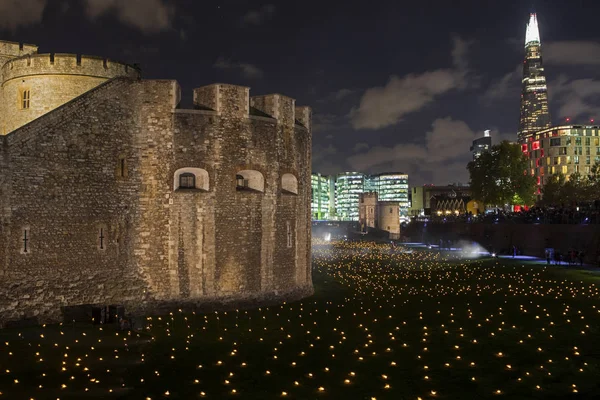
[{"xmin": 518, "ymin": 13, "xmax": 551, "ymax": 142}]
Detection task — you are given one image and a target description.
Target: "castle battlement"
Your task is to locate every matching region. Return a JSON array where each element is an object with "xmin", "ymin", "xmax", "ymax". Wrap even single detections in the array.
[
  {"xmin": 0, "ymin": 40, "xmax": 38, "ymax": 58},
  {"xmin": 1, "ymin": 53, "xmax": 140, "ymax": 83},
  {"xmin": 191, "ymin": 85, "xmax": 309, "ymax": 129}
]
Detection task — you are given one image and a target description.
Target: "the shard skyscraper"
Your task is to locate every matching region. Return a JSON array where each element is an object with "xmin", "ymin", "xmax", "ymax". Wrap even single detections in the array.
[{"xmin": 518, "ymin": 13, "xmax": 551, "ymax": 142}]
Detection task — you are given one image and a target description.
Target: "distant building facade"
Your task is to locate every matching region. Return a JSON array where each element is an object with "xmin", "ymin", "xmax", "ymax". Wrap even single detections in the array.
[
  {"xmin": 470, "ymin": 130, "xmax": 492, "ymax": 159},
  {"xmin": 519, "ymin": 125, "xmax": 600, "ymax": 186},
  {"xmin": 365, "ymin": 173, "xmax": 409, "ymax": 216},
  {"xmin": 335, "ymin": 172, "xmax": 365, "ymax": 221},
  {"xmin": 358, "ymin": 193, "xmax": 400, "ymax": 239},
  {"xmin": 311, "ymin": 173, "xmax": 334, "ymax": 220},
  {"xmin": 518, "ymin": 13, "xmax": 551, "ymax": 142},
  {"xmin": 409, "ymin": 185, "xmax": 471, "ymax": 217}
]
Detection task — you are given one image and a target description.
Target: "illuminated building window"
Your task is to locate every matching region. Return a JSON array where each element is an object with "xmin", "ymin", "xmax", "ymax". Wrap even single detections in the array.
[
  {"xmin": 550, "ymin": 138, "xmax": 561, "ymax": 146},
  {"xmin": 551, "ymin": 166, "xmax": 555, "ymax": 174},
  {"xmin": 540, "ymin": 167, "xmax": 544, "ymax": 176},
  {"xmin": 558, "ymin": 147, "xmax": 567, "ymax": 155},
  {"xmin": 546, "ymin": 157, "xmax": 550, "ymax": 165},
  {"xmin": 562, "ymin": 165, "xmax": 568, "ymax": 174},
  {"xmin": 20, "ymin": 89, "xmax": 30, "ymax": 109}
]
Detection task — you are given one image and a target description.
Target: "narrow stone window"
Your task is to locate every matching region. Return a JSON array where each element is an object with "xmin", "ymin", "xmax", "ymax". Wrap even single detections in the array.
[
  {"xmin": 117, "ymin": 156, "xmax": 127, "ymax": 179},
  {"xmin": 21, "ymin": 89, "xmax": 30, "ymax": 109},
  {"xmin": 21, "ymin": 228, "xmax": 30, "ymax": 254},
  {"xmin": 179, "ymin": 173, "xmax": 196, "ymax": 189},
  {"xmin": 98, "ymin": 227, "xmax": 106, "ymax": 250},
  {"xmin": 390, "ymin": 208, "xmax": 393, "ymax": 214},
  {"xmin": 286, "ymin": 221, "xmax": 293, "ymax": 248}
]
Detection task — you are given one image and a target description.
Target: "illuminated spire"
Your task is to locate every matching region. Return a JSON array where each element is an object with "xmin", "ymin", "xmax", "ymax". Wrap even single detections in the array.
[{"xmin": 525, "ymin": 13, "xmax": 540, "ymax": 46}]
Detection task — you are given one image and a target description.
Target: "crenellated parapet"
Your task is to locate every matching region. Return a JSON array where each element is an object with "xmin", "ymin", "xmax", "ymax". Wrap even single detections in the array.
[
  {"xmin": 193, "ymin": 84, "xmax": 250, "ymax": 118},
  {"xmin": 0, "ymin": 40, "xmax": 38, "ymax": 63},
  {"xmin": 1, "ymin": 53, "xmax": 140, "ymax": 83},
  {"xmin": 251, "ymin": 94, "xmax": 296, "ymax": 128}
]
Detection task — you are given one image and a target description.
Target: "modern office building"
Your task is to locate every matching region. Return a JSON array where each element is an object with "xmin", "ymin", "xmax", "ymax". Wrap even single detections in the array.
[
  {"xmin": 311, "ymin": 173, "xmax": 333, "ymax": 220},
  {"xmin": 518, "ymin": 13, "xmax": 551, "ymax": 142},
  {"xmin": 365, "ymin": 173, "xmax": 410, "ymax": 216},
  {"xmin": 311, "ymin": 171, "xmax": 410, "ymax": 221},
  {"xmin": 335, "ymin": 172, "xmax": 365, "ymax": 221},
  {"xmin": 520, "ymin": 125, "xmax": 600, "ymax": 186},
  {"xmin": 470, "ymin": 130, "xmax": 492, "ymax": 159}
]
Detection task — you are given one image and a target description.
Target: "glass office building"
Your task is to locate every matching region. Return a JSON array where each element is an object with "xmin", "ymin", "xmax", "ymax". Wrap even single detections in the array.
[
  {"xmin": 518, "ymin": 13, "xmax": 551, "ymax": 142},
  {"xmin": 311, "ymin": 173, "xmax": 333, "ymax": 220},
  {"xmin": 365, "ymin": 173, "xmax": 410, "ymax": 216},
  {"xmin": 335, "ymin": 172, "xmax": 365, "ymax": 221}
]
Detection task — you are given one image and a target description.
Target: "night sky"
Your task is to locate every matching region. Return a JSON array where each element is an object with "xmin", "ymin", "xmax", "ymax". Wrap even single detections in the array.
[{"xmin": 1, "ymin": 0, "xmax": 599, "ymax": 185}]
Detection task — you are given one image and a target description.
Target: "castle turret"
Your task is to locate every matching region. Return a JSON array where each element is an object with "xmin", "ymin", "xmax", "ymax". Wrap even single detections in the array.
[{"xmin": 0, "ymin": 41, "xmax": 140, "ymax": 135}]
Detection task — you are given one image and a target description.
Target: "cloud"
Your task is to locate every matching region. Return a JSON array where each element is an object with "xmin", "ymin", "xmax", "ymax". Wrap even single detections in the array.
[
  {"xmin": 350, "ymin": 36, "xmax": 471, "ymax": 130},
  {"xmin": 544, "ymin": 41, "xmax": 600, "ymax": 66},
  {"xmin": 549, "ymin": 75, "xmax": 600, "ymax": 120},
  {"xmin": 317, "ymin": 88, "xmax": 356, "ymax": 104},
  {"xmin": 312, "ymin": 144, "xmax": 338, "ymax": 164},
  {"xmin": 0, "ymin": 0, "xmax": 46, "ymax": 31},
  {"xmin": 483, "ymin": 64, "xmax": 522, "ymax": 101},
  {"xmin": 353, "ymin": 143, "xmax": 370, "ymax": 152},
  {"xmin": 214, "ymin": 57, "xmax": 263, "ymax": 79},
  {"xmin": 83, "ymin": 0, "xmax": 174, "ymax": 33},
  {"xmin": 313, "ymin": 113, "xmax": 344, "ymax": 134},
  {"xmin": 347, "ymin": 117, "xmax": 489, "ymax": 184},
  {"xmin": 242, "ymin": 4, "xmax": 275, "ymax": 26}
]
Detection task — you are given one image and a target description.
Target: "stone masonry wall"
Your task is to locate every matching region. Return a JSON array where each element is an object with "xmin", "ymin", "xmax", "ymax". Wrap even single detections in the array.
[
  {"xmin": 0, "ymin": 78, "xmax": 149, "ymax": 323},
  {"xmin": 0, "ymin": 75, "xmax": 312, "ymax": 326}
]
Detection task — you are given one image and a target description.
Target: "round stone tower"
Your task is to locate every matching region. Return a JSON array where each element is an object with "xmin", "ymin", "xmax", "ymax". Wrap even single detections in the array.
[{"xmin": 0, "ymin": 40, "xmax": 140, "ymax": 135}]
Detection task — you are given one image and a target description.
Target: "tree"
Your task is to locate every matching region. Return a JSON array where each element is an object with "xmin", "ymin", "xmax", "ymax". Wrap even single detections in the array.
[
  {"xmin": 540, "ymin": 165, "xmax": 600, "ymax": 206},
  {"xmin": 467, "ymin": 141, "xmax": 536, "ymax": 207},
  {"xmin": 540, "ymin": 173, "xmax": 566, "ymax": 206}
]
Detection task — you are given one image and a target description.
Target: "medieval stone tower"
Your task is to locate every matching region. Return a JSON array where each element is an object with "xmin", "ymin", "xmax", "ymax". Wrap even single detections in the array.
[{"xmin": 0, "ymin": 40, "xmax": 313, "ymax": 325}]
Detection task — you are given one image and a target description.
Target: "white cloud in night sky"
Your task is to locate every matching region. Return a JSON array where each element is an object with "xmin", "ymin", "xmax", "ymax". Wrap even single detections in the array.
[
  {"xmin": 0, "ymin": 0, "xmax": 46, "ymax": 31},
  {"xmin": 545, "ymin": 41, "xmax": 600, "ymax": 66},
  {"xmin": 347, "ymin": 117, "xmax": 498, "ymax": 184},
  {"xmin": 242, "ymin": 4, "xmax": 276, "ymax": 26},
  {"xmin": 83, "ymin": 0, "xmax": 174, "ymax": 33},
  {"xmin": 550, "ymin": 75, "xmax": 600, "ymax": 120},
  {"xmin": 350, "ymin": 37, "xmax": 471, "ymax": 130},
  {"xmin": 213, "ymin": 57, "xmax": 263, "ymax": 79}
]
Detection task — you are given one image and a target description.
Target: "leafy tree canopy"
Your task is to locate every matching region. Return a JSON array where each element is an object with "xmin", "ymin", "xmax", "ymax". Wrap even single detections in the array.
[{"xmin": 467, "ymin": 141, "xmax": 536, "ymax": 207}]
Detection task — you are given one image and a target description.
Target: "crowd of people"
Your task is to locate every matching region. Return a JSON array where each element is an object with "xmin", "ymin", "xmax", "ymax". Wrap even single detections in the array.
[{"xmin": 429, "ymin": 206, "xmax": 600, "ymax": 225}]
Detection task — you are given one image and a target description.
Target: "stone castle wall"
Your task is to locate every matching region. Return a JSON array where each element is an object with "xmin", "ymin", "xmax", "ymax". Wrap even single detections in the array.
[
  {"xmin": 0, "ymin": 76, "xmax": 312, "ymax": 325},
  {"xmin": 0, "ymin": 49, "xmax": 139, "ymax": 134}
]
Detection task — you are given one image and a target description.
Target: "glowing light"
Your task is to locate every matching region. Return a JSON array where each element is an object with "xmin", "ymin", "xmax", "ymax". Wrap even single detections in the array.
[{"xmin": 525, "ymin": 13, "xmax": 541, "ymax": 46}]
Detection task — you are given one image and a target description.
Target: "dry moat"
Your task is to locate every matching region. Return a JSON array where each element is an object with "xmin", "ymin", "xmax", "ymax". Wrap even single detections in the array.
[{"xmin": 1, "ymin": 241, "xmax": 599, "ymax": 399}]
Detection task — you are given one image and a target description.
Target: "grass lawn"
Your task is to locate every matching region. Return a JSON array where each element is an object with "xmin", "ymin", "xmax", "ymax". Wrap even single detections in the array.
[{"xmin": 1, "ymin": 241, "xmax": 599, "ymax": 399}]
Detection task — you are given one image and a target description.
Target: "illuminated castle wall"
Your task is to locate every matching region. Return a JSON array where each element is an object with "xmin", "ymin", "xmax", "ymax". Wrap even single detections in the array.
[{"xmin": 0, "ymin": 40, "xmax": 313, "ymax": 325}]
